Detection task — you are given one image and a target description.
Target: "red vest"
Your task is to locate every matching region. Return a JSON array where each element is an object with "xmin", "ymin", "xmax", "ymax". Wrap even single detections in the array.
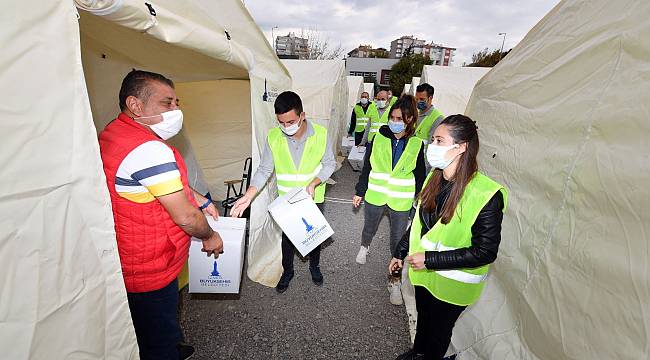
[{"xmin": 99, "ymin": 113, "xmax": 197, "ymax": 293}]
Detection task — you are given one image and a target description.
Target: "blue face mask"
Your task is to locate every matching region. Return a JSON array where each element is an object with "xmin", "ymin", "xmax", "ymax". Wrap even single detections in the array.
[
  {"xmin": 388, "ymin": 120, "xmax": 405, "ymax": 134},
  {"xmin": 417, "ymin": 101, "xmax": 427, "ymax": 110}
]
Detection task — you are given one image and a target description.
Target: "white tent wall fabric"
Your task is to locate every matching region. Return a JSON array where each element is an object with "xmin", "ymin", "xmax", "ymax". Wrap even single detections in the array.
[
  {"xmin": 347, "ymin": 75, "xmax": 364, "ymax": 113},
  {"xmin": 282, "ymin": 60, "xmax": 349, "ymax": 156},
  {"xmin": 1, "ymin": 0, "xmax": 292, "ymax": 357},
  {"xmin": 450, "ymin": 1, "xmax": 650, "ymax": 359},
  {"xmin": 0, "ymin": 2, "xmax": 138, "ymax": 359},
  {"xmin": 363, "ymin": 82, "xmax": 375, "ymax": 99},
  {"xmin": 409, "ymin": 77, "xmax": 420, "ymax": 96},
  {"xmin": 419, "ymin": 65, "xmax": 490, "ymax": 116}
]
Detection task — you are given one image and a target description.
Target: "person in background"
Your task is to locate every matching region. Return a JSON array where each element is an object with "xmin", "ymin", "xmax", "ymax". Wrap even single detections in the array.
[
  {"xmin": 353, "ymin": 95, "xmax": 426, "ymax": 306},
  {"xmin": 99, "ymin": 70, "xmax": 223, "ymax": 360},
  {"xmin": 230, "ymin": 91, "xmax": 336, "ymax": 293},
  {"xmin": 391, "ymin": 115, "xmax": 507, "ymax": 360},
  {"xmin": 414, "ymin": 83, "xmax": 444, "ymax": 144},
  {"xmin": 348, "ymin": 91, "xmax": 378, "ymax": 146},
  {"xmin": 363, "ymin": 90, "xmax": 393, "ymax": 144}
]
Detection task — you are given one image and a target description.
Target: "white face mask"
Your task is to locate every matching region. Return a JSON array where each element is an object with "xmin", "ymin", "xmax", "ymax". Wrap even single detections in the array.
[
  {"xmin": 279, "ymin": 117, "xmax": 302, "ymax": 136},
  {"xmin": 426, "ymin": 143, "xmax": 460, "ymax": 169},
  {"xmin": 376, "ymin": 100, "xmax": 387, "ymax": 109},
  {"xmin": 136, "ymin": 109, "xmax": 183, "ymax": 140},
  {"xmin": 360, "ymin": 98, "xmax": 369, "ymax": 105}
]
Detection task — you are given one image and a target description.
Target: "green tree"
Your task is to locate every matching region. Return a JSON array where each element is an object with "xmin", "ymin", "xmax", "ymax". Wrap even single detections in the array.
[
  {"xmin": 467, "ymin": 48, "xmax": 511, "ymax": 67},
  {"xmin": 389, "ymin": 54, "xmax": 433, "ymax": 95}
]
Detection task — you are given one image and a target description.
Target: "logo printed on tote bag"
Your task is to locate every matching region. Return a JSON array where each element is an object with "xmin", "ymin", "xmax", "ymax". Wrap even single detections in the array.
[{"xmin": 300, "ymin": 216, "xmax": 328, "ymax": 246}]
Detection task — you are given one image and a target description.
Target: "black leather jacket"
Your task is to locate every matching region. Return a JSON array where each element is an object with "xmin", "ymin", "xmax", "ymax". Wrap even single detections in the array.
[{"xmin": 394, "ymin": 178, "xmax": 504, "ymax": 270}]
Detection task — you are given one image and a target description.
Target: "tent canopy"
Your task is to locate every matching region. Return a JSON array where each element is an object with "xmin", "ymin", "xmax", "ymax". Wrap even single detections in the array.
[
  {"xmin": 451, "ymin": 1, "xmax": 650, "ymax": 359},
  {"xmin": 78, "ymin": 0, "xmax": 291, "ymax": 290},
  {"xmin": 409, "ymin": 77, "xmax": 420, "ymax": 95},
  {"xmin": 419, "ymin": 65, "xmax": 490, "ymax": 116},
  {"xmin": 282, "ymin": 59, "xmax": 348, "ymax": 154},
  {"xmin": 347, "ymin": 75, "xmax": 364, "ymax": 108},
  {"xmin": 363, "ymin": 82, "xmax": 375, "ymax": 99}
]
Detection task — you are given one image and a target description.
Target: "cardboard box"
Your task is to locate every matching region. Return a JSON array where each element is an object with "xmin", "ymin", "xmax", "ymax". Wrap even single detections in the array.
[
  {"xmin": 348, "ymin": 145, "xmax": 366, "ymax": 171},
  {"xmin": 268, "ymin": 188, "xmax": 334, "ymax": 257},
  {"xmin": 340, "ymin": 135, "xmax": 355, "ymax": 156},
  {"xmin": 188, "ymin": 216, "xmax": 247, "ymax": 294}
]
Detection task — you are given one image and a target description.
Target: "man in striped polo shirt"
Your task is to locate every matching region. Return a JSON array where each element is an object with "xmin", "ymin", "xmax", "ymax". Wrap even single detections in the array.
[{"xmin": 99, "ymin": 70, "xmax": 223, "ymax": 360}]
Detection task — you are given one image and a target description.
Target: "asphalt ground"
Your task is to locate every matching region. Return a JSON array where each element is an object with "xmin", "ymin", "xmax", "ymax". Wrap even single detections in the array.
[{"xmin": 180, "ymin": 159, "xmax": 411, "ymax": 359}]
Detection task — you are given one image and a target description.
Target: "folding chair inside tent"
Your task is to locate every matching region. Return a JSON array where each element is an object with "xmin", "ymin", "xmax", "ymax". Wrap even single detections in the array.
[{"xmin": 222, "ymin": 157, "xmax": 253, "ymax": 217}]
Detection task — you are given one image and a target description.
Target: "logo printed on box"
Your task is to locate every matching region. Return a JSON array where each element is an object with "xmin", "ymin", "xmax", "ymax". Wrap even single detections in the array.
[
  {"xmin": 198, "ymin": 259, "xmax": 232, "ymax": 288},
  {"xmin": 211, "ymin": 261, "xmax": 220, "ymax": 277}
]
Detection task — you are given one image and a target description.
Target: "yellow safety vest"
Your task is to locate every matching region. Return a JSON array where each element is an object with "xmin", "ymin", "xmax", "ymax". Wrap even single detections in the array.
[
  {"xmin": 365, "ymin": 134, "xmax": 423, "ymax": 211},
  {"xmin": 368, "ymin": 104, "xmax": 391, "ymax": 142},
  {"xmin": 415, "ymin": 108, "xmax": 444, "ymax": 142},
  {"xmin": 353, "ymin": 104, "xmax": 371, "ymax": 133},
  {"xmin": 267, "ymin": 123, "xmax": 327, "ymax": 203},
  {"xmin": 409, "ymin": 172, "xmax": 508, "ymax": 305}
]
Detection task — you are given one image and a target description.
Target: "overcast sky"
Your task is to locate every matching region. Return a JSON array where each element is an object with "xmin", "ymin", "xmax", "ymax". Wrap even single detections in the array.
[{"xmin": 243, "ymin": 0, "xmax": 560, "ymax": 65}]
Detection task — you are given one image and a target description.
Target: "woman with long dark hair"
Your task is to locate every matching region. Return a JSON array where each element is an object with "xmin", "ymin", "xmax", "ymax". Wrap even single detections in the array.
[
  {"xmin": 353, "ymin": 95, "xmax": 427, "ymax": 305},
  {"xmin": 391, "ymin": 114, "xmax": 508, "ymax": 360}
]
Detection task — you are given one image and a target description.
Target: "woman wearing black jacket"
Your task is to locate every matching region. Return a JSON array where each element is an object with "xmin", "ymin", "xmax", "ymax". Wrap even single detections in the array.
[
  {"xmin": 391, "ymin": 115, "xmax": 507, "ymax": 360},
  {"xmin": 352, "ymin": 95, "xmax": 426, "ymax": 306}
]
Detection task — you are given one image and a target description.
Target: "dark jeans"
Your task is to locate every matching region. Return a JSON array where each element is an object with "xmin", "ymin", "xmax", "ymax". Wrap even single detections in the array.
[
  {"xmin": 413, "ymin": 286, "xmax": 466, "ymax": 359},
  {"xmin": 281, "ymin": 202, "xmax": 325, "ymax": 273},
  {"xmin": 361, "ymin": 203, "xmax": 410, "ymax": 255},
  {"xmin": 353, "ymin": 131, "xmax": 364, "ymax": 146},
  {"xmin": 127, "ymin": 279, "xmax": 181, "ymax": 360}
]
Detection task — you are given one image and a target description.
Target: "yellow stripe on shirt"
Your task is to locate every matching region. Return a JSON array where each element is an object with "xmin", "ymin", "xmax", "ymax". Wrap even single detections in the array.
[
  {"xmin": 118, "ymin": 191, "xmax": 156, "ymax": 203},
  {"xmin": 146, "ymin": 177, "xmax": 184, "ymax": 197}
]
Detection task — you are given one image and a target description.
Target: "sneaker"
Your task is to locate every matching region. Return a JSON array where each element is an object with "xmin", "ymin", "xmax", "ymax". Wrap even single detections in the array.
[
  {"xmin": 177, "ymin": 343, "xmax": 195, "ymax": 360},
  {"xmin": 389, "ymin": 280, "xmax": 403, "ymax": 305},
  {"xmin": 310, "ymin": 266, "xmax": 324, "ymax": 286},
  {"xmin": 395, "ymin": 349, "xmax": 424, "ymax": 360},
  {"xmin": 355, "ymin": 246, "xmax": 369, "ymax": 264},
  {"xmin": 275, "ymin": 271, "xmax": 294, "ymax": 293}
]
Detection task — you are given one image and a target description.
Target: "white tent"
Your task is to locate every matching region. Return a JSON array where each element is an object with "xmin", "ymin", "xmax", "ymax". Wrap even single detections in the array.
[
  {"xmin": 409, "ymin": 77, "xmax": 420, "ymax": 95},
  {"xmin": 346, "ymin": 75, "xmax": 364, "ymax": 110},
  {"xmin": 1, "ymin": 0, "xmax": 290, "ymax": 358},
  {"xmin": 419, "ymin": 65, "xmax": 490, "ymax": 116},
  {"xmin": 78, "ymin": 0, "xmax": 292, "ymax": 290},
  {"xmin": 363, "ymin": 82, "xmax": 375, "ymax": 99},
  {"xmin": 450, "ymin": 1, "xmax": 650, "ymax": 359},
  {"xmin": 282, "ymin": 60, "xmax": 349, "ymax": 155},
  {"xmin": 402, "ymin": 83, "xmax": 411, "ymax": 95}
]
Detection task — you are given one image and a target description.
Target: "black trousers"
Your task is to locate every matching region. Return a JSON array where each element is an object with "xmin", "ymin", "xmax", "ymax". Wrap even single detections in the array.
[
  {"xmin": 413, "ymin": 286, "xmax": 467, "ymax": 359},
  {"xmin": 353, "ymin": 131, "xmax": 364, "ymax": 146},
  {"xmin": 281, "ymin": 233, "xmax": 321, "ymax": 272},
  {"xmin": 281, "ymin": 203, "xmax": 324, "ymax": 273},
  {"xmin": 127, "ymin": 278, "xmax": 181, "ymax": 360}
]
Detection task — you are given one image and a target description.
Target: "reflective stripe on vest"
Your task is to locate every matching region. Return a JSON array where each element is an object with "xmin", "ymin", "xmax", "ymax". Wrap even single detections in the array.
[
  {"xmin": 408, "ymin": 172, "xmax": 508, "ymax": 306},
  {"xmin": 268, "ymin": 123, "xmax": 328, "ymax": 203},
  {"xmin": 364, "ymin": 134, "xmax": 423, "ymax": 211},
  {"xmin": 368, "ymin": 104, "xmax": 391, "ymax": 142},
  {"xmin": 415, "ymin": 108, "xmax": 444, "ymax": 142},
  {"xmin": 353, "ymin": 105, "xmax": 370, "ymax": 133}
]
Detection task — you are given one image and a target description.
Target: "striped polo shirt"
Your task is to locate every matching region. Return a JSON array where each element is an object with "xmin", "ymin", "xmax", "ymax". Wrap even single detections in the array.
[{"xmin": 115, "ymin": 141, "xmax": 183, "ymax": 203}]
